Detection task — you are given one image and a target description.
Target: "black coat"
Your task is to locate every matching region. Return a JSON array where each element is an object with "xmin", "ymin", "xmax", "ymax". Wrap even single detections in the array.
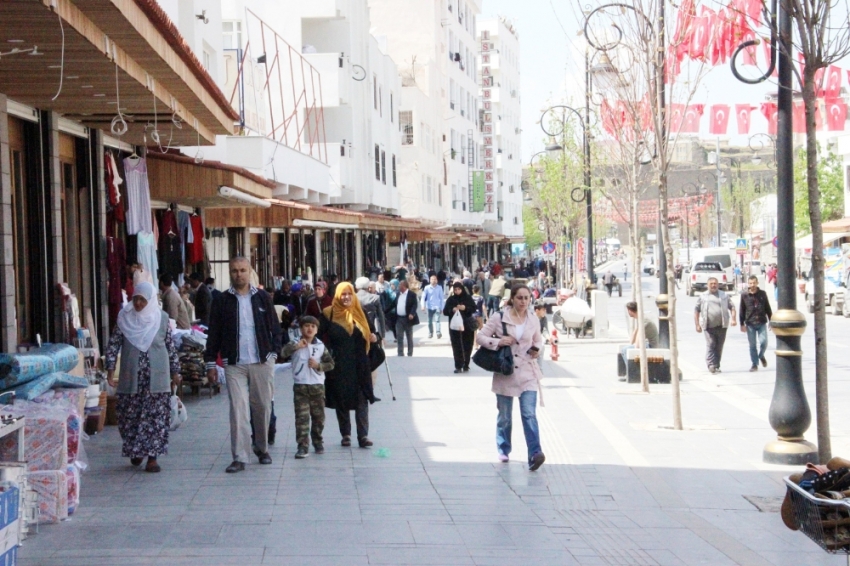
[
  {"xmin": 387, "ymin": 290, "xmax": 420, "ymax": 328},
  {"xmin": 320, "ymin": 314, "xmax": 377, "ymax": 409},
  {"xmin": 204, "ymin": 288, "xmax": 282, "ymax": 368},
  {"xmin": 443, "ymin": 291, "xmax": 477, "ymax": 332}
]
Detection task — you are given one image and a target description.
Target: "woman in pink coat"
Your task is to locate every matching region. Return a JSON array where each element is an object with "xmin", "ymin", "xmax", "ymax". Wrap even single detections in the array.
[{"xmin": 476, "ymin": 284, "xmax": 546, "ymax": 471}]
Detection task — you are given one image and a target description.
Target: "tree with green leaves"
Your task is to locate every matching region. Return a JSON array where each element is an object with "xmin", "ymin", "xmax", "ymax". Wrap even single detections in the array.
[{"xmin": 793, "ymin": 145, "xmax": 845, "ymax": 237}]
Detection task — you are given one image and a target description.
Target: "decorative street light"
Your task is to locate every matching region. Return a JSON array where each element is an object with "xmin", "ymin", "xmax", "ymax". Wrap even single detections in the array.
[
  {"xmin": 749, "ymin": 133, "xmax": 777, "ymax": 166},
  {"xmin": 679, "ymin": 183, "xmax": 708, "ymax": 264},
  {"xmin": 731, "ymin": 0, "xmax": 816, "ymax": 464}
]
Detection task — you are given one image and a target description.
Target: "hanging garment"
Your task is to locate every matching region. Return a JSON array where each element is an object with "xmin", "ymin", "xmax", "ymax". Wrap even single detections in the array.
[
  {"xmin": 136, "ymin": 231, "xmax": 159, "ymax": 284},
  {"xmin": 159, "ymin": 233, "xmax": 183, "ymax": 280},
  {"xmin": 177, "ymin": 210, "xmax": 191, "ymax": 272},
  {"xmin": 187, "ymin": 215, "xmax": 205, "ymax": 264},
  {"xmin": 106, "ymin": 153, "xmax": 125, "ymax": 223},
  {"xmin": 107, "ymin": 237, "xmax": 127, "ymax": 329},
  {"xmin": 123, "ymin": 156, "xmax": 152, "ymax": 235}
]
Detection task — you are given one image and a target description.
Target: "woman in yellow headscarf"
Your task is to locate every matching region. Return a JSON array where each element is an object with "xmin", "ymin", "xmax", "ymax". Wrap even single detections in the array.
[{"xmin": 320, "ymin": 282, "xmax": 380, "ymax": 448}]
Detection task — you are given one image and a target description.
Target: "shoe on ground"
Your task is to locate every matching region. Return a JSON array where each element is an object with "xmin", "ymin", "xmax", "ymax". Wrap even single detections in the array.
[
  {"xmin": 715, "ymin": 368, "xmax": 722, "ymax": 373},
  {"xmin": 529, "ymin": 452, "xmax": 546, "ymax": 472},
  {"xmin": 708, "ymin": 366, "xmax": 717, "ymax": 374},
  {"xmin": 437, "ymin": 333, "xmax": 442, "ymax": 339},
  {"xmin": 145, "ymin": 459, "xmax": 161, "ymax": 473},
  {"xmin": 498, "ymin": 454, "xmax": 509, "ymax": 463},
  {"xmin": 454, "ymin": 368, "xmax": 461, "ymax": 374},
  {"xmin": 268, "ymin": 430, "xmax": 276, "ymax": 445},
  {"xmin": 618, "ymin": 377, "xmax": 626, "ymax": 382},
  {"xmin": 226, "ymin": 461, "xmax": 245, "ymax": 474},
  {"xmin": 397, "ymin": 352, "xmax": 404, "ymax": 357},
  {"xmin": 295, "ymin": 446, "xmax": 309, "ymax": 459},
  {"xmin": 252, "ymin": 446, "xmax": 263, "ymax": 458},
  {"xmin": 760, "ymin": 355, "xmax": 768, "ymax": 367},
  {"xmin": 258, "ymin": 452, "xmax": 272, "ymax": 465},
  {"xmin": 428, "ymin": 334, "xmax": 433, "ymax": 339},
  {"xmin": 341, "ymin": 435, "xmax": 352, "ymax": 447},
  {"xmin": 314, "ymin": 443, "xmax": 325, "ymax": 455},
  {"xmin": 130, "ymin": 457, "xmax": 144, "ymax": 467},
  {"xmin": 359, "ymin": 437, "xmax": 373, "ymax": 448},
  {"xmin": 750, "ymin": 365, "xmax": 758, "ymax": 372}
]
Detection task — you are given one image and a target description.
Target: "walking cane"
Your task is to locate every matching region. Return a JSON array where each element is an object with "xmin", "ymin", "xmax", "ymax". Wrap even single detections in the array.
[{"xmin": 383, "ymin": 358, "xmax": 396, "ymax": 401}]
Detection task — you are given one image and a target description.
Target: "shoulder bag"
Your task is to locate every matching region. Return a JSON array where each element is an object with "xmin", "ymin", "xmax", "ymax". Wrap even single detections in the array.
[{"xmin": 471, "ymin": 314, "xmax": 514, "ymax": 375}]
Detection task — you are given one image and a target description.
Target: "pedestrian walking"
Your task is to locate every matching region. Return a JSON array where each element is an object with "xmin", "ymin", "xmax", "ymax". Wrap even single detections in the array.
[
  {"xmin": 281, "ymin": 316, "xmax": 335, "ymax": 458},
  {"xmin": 694, "ymin": 277, "xmax": 737, "ymax": 374},
  {"xmin": 739, "ymin": 275, "xmax": 773, "ymax": 372},
  {"xmin": 603, "ymin": 270, "xmax": 615, "ymax": 297},
  {"xmin": 391, "ymin": 280, "xmax": 419, "ymax": 356},
  {"xmin": 187, "ymin": 272, "xmax": 212, "ymax": 326},
  {"xmin": 158, "ymin": 274, "xmax": 191, "ymax": 329},
  {"xmin": 444, "ymin": 281, "xmax": 477, "ymax": 373},
  {"xmin": 305, "ymin": 281, "xmax": 333, "ymax": 319},
  {"xmin": 476, "ymin": 285, "xmax": 546, "ymax": 471},
  {"xmin": 421, "ymin": 275, "xmax": 445, "ymax": 339},
  {"xmin": 319, "ymin": 282, "xmax": 379, "ymax": 448},
  {"xmin": 204, "ymin": 257, "xmax": 282, "ymax": 473},
  {"xmin": 355, "ymin": 277, "xmax": 387, "ymax": 340},
  {"xmin": 487, "ymin": 274, "xmax": 507, "ymax": 315},
  {"xmin": 105, "ymin": 282, "xmax": 181, "ymax": 473}
]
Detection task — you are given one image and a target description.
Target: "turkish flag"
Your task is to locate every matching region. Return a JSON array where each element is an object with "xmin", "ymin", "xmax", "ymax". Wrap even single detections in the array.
[
  {"xmin": 735, "ymin": 104, "xmax": 754, "ymax": 134},
  {"xmin": 690, "ymin": 10, "xmax": 712, "ymax": 61},
  {"xmin": 673, "ymin": 0, "xmax": 697, "ymax": 59},
  {"xmin": 668, "ymin": 103, "xmax": 686, "ymax": 131},
  {"xmin": 792, "ymin": 102, "xmax": 807, "ymax": 134},
  {"xmin": 682, "ymin": 104, "xmax": 705, "ymax": 133},
  {"xmin": 740, "ymin": 29, "xmax": 757, "ymax": 65},
  {"xmin": 826, "ymin": 98, "xmax": 847, "ymax": 131},
  {"xmin": 639, "ymin": 95, "xmax": 654, "ymax": 131},
  {"xmin": 760, "ymin": 102, "xmax": 778, "ymax": 135},
  {"xmin": 824, "ymin": 66, "xmax": 842, "ymax": 98},
  {"xmin": 762, "ymin": 41, "xmax": 778, "ymax": 77},
  {"xmin": 745, "ymin": 0, "xmax": 762, "ymax": 26},
  {"xmin": 600, "ymin": 99, "xmax": 617, "ymax": 136},
  {"xmin": 709, "ymin": 104, "xmax": 730, "ymax": 134}
]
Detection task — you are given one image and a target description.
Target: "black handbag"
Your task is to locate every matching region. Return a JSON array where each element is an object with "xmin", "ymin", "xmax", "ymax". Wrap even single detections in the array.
[
  {"xmin": 368, "ymin": 343, "xmax": 386, "ymax": 372},
  {"xmin": 471, "ymin": 315, "xmax": 514, "ymax": 375}
]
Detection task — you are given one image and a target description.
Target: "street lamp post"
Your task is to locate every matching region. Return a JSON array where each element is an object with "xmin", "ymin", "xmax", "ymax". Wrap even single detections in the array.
[
  {"xmin": 680, "ymin": 182, "xmax": 708, "ymax": 265},
  {"xmin": 731, "ymin": 0, "xmax": 816, "ymax": 464}
]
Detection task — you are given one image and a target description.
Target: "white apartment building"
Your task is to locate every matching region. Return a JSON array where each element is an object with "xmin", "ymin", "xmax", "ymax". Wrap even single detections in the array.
[
  {"xmin": 477, "ymin": 17, "xmax": 523, "ymax": 237},
  {"xmin": 370, "ymin": 0, "xmax": 485, "ymax": 229}
]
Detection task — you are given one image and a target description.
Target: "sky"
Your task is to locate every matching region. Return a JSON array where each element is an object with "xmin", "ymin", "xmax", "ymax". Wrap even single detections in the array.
[{"xmin": 479, "ymin": 0, "xmax": 822, "ymax": 162}]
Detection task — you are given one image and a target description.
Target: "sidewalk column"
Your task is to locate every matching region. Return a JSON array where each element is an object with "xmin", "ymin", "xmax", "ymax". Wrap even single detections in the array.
[
  {"xmin": 0, "ymin": 94, "xmax": 16, "ymax": 353},
  {"xmin": 355, "ymin": 229, "xmax": 363, "ymax": 277}
]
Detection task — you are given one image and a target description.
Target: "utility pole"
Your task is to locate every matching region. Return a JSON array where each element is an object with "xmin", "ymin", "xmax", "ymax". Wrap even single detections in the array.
[{"xmin": 715, "ymin": 137, "xmax": 722, "ymax": 246}]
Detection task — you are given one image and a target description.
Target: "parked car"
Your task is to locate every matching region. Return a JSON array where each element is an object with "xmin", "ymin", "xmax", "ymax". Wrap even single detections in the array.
[
  {"xmin": 686, "ymin": 262, "xmax": 728, "ymax": 296},
  {"xmin": 690, "ymin": 247, "xmax": 735, "ymax": 290}
]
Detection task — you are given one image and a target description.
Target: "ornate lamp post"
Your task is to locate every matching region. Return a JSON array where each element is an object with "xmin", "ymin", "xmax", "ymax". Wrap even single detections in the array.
[{"xmin": 731, "ymin": 0, "xmax": 816, "ymax": 464}]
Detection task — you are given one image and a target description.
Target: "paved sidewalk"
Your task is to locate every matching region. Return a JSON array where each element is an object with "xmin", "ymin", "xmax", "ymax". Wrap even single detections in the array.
[{"xmin": 18, "ymin": 323, "xmax": 840, "ymax": 565}]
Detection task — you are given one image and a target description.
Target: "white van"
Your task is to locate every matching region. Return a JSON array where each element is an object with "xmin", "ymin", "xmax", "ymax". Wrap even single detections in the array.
[{"xmin": 690, "ymin": 247, "xmax": 736, "ymax": 290}]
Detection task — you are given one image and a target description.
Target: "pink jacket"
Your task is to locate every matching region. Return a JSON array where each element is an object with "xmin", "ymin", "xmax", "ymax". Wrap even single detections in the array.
[{"xmin": 476, "ymin": 307, "xmax": 544, "ymax": 398}]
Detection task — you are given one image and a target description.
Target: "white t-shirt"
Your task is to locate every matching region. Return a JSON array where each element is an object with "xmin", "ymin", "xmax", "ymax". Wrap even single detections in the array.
[
  {"xmin": 514, "ymin": 321, "xmax": 527, "ymax": 341},
  {"xmin": 237, "ymin": 292, "xmax": 260, "ymax": 364},
  {"xmin": 291, "ymin": 338, "xmax": 326, "ymax": 385},
  {"xmin": 397, "ymin": 291, "xmax": 408, "ymax": 316}
]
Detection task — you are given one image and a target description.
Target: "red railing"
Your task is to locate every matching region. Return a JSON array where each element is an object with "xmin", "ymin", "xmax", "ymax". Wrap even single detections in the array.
[{"xmin": 227, "ymin": 9, "xmax": 327, "ymax": 163}]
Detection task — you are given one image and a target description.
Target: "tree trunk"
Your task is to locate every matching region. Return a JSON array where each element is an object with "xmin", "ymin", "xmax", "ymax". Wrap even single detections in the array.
[
  {"xmin": 802, "ymin": 72, "xmax": 831, "ymax": 463},
  {"xmin": 659, "ymin": 169, "xmax": 683, "ymax": 430}
]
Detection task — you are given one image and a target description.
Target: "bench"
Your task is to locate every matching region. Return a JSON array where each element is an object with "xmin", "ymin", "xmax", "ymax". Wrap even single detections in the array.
[{"xmin": 616, "ymin": 347, "xmax": 672, "ymax": 384}]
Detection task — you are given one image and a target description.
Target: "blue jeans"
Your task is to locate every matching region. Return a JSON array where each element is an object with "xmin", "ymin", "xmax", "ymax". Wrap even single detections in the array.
[
  {"xmin": 487, "ymin": 296, "xmax": 501, "ymax": 316},
  {"xmin": 746, "ymin": 323, "xmax": 768, "ymax": 367},
  {"xmin": 427, "ymin": 309, "xmax": 441, "ymax": 336},
  {"xmin": 496, "ymin": 391, "xmax": 542, "ymax": 465}
]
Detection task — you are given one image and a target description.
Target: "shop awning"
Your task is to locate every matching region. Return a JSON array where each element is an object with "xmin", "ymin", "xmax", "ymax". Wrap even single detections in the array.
[
  {"xmin": 146, "ymin": 153, "xmax": 273, "ymax": 208},
  {"xmin": 0, "ymin": 0, "xmax": 236, "ymax": 145},
  {"xmin": 822, "ymin": 217, "xmax": 850, "ymax": 233},
  {"xmin": 794, "ymin": 232, "xmax": 850, "ymax": 250}
]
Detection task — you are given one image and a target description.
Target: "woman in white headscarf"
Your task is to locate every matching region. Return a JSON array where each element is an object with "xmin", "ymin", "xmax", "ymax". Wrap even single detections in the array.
[{"xmin": 105, "ymin": 282, "xmax": 180, "ymax": 472}]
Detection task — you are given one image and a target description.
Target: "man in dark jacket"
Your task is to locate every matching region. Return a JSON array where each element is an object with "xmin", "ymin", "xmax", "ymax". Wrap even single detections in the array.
[
  {"xmin": 391, "ymin": 280, "xmax": 419, "ymax": 356},
  {"xmin": 205, "ymin": 257, "xmax": 282, "ymax": 473},
  {"xmin": 739, "ymin": 275, "xmax": 773, "ymax": 371},
  {"xmin": 188, "ymin": 272, "xmax": 212, "ymax": 326}
]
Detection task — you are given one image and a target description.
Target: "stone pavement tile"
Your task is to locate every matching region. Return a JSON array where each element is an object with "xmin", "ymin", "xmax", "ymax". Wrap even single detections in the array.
[
  {"xmin": 755, "ymin": 550, "xmax": 848, "ymax": 565},
  {"xmin": 359, "ymin": 519, "xmax": 415, "ymax": 544},
  {"xmin": 367, "ymin": 545, "xmax": 475, "ymax": 565},
  {"xmin": 262, "ymin": 555, "xmax": 369, "ymax": 566},
  {"xmin": 21, "ymin": 557, "xmax": 158, "ymax": 566},
  {"xmin": 359, "ymin": 503, "xmax": 452, "ymax": 521},
  {"xmin": 469, "ymin": 548, "xmax": 579, "ymax": 565},
  {"xmin": 454, "ymin": 522, "xmax": 517, "ymax": 548},
  {"xmin": 408, "ymin": 521, "xmax": 465, "ymax": 545},
  {"xmin": 644, "ymin": 549, "xmax": 687, "ymax": 566},
  {"xmin": 161, "ymin": 523, "xmax": 224, "ymax": 547},
  {"xmin": 215, "ymin": 523, "xmax": 275, "ymax": 547},
  {"xmin": 618, "ymin": 507, "xmax": 684, "ymax": 529},
  {"xmin": 68, "ymin": 504, "xmax": 186, "ymax": 525},
  {"xmin": 180, "ymin": 504, "xmax": 276, "ymax": 524},
  {"xmin": 271, "ymin": 503, "xmax": 361, "ymax": 521},
  {"xmin": 501, "ymin": 523, "xmax": 567, "ymax": 550}
]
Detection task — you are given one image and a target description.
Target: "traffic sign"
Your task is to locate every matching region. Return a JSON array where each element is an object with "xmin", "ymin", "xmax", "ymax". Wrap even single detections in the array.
[
  {"xmin": 542, "ymin": 241, "xmax": 556, "ymax": 254},
  {"xmin": 735, "ymin": 238, "xmax": 748, "ymax": 251}
]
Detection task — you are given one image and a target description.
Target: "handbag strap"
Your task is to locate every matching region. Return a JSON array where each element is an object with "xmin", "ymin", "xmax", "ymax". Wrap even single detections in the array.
[{"xmin": 500, "ymin": 313, "xmax": 509, "ymax": 338}]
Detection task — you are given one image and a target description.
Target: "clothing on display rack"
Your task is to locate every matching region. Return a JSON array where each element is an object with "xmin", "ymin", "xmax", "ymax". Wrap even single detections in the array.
[
  {"xmin": 124, "ymin": 155, "xmax": 152, "ymax": 235},
  {"xmin": 136, "ymin": 231, "xmax": 159, "ymax": 285},
  {"xmin": 107, "ymin": 237, "xmax": 127, "ymax": 328},
  {"xmin": 178, "ymin": 210, "xmax": 192, "ymax": 272},
  {"xmin": 187, "ymin": 213, "xmax": 204, "ymax": 265},
  {"xmin": 105, "ymin": 152, "xmax": 125, "ymax": 223}
]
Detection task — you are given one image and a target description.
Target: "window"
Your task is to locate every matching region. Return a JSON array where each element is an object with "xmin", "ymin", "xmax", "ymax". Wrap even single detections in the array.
[
  {"xmin": 392, "ymin": 155, "xmax": 397, "ymax": 187},
  {"xmin": 202, "ymin": 50, "xmax": 211, "ymax": 70},
  {"xmin": 222, "ymin": 21, "xmax": 242, "ymax": 50},
  {"xmin": 379, "ymin": 86, "xmax": 383, "ymax": 117},
  {"xmin": 460, "ymin": 135, "xmax": 466, "ymax": 164},
  {"xmin": 373, "ymin": 76, "xmax": 378, "ymax": 110},
  {"xmin": 390, "ymin": 93, "xmax": 394, "ymax": 122},
  {"xmin": 450, "ymin": 129, "xmax": 458, "ymax": 159},
  {"xmin": 375, "ymin": 144, "xmax": 381, "ymax": 180},
  {"xmin": 381, "ymin": 151, "xmax": 387, "ymax": 185},
  {"xmin": 400, "ymin": 111, "xmax": 413, "ymax": 145}
]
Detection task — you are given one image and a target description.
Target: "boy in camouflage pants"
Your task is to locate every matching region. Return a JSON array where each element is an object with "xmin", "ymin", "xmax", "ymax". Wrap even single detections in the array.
[{"xmin": 281, "ymin": 316, "xmax": 335, "ymax": 458}]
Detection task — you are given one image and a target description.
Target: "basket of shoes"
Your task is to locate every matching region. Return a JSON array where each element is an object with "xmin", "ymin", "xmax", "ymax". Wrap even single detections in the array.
[{"xmin": 783, "ymin": 459, "xmax": 850, "ymax": 554}]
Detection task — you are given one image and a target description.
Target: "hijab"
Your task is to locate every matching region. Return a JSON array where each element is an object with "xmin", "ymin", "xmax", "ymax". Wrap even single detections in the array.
[
  {"xmin": 117, "ymin": 281, "xmax": 162, "ymax": 352},
  {"xmin": 323, "ymin": 282, "xmax": 372, "ymax": 352}
]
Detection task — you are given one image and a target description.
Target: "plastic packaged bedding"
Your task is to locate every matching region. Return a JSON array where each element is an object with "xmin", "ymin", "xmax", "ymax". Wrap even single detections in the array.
[
  {"xmin": 28, "ymin": 470, "xmax": 68, "ymax": 524},
  {"xmin": 0, "ymin": 344, "xmax": 79, "ymax": 388},
  {"xmin": 5, "ymin": 372, "xmax": 88, "ymax": 401}
]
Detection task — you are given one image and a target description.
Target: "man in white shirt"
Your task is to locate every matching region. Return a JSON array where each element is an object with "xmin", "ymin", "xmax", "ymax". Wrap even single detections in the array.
[{"xmin": 393, "ymin": 280, "xmax": 419, "ymax": 356}]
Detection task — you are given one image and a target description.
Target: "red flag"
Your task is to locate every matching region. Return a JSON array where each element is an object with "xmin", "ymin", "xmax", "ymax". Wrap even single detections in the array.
[
  {"xmin": 735, "ymin": 104, "xmax": 754, "ymax": 134},
  {"xmin": 669, "ymin": 103, "xmax": 686, "ymax": 131},
  {"xmin": 824, "ymin": 66, "xmax": 842, "ymax": 98},
  {"xmin": 741, "ymin": 29, "xmax": 757, "ymax": 65},
  {"xmin": 600, "ymin": 99, "xmax": 617, "ymax": 136},
  {"xmin": 792, "ymin": 102, "xmax": 807, "ymax": 134},
  {"xmin": 673, "ymin": 0, "xmax": 697, "ymax": 59},
  {"xmin": 760, "ymin": 102, "xmax": 778, "ymax": 135},
  {"xmin": 826, "ymin": 98, "xmax": 847, "ymax": 131},
  {"xmin": 745, "ymin": 0, "xmax": 762, "ymax": 26},
  {"xmin": 762, "ymin": 42, "xmax": 778, "ymax": 78},
  {"xmin": 690, "ymin": 10, "xmax": 712, "ymax": 61},
  {"xmin": 682, "ymin": 104, "xmax": 705, "ymax": 133},
  {"xmin": 709, "ymin": 104, "xmax": 730, "ymax": 134},
  {"xmin": 639, "ymin": 95, "xmax": 654, "ymax": 131}
]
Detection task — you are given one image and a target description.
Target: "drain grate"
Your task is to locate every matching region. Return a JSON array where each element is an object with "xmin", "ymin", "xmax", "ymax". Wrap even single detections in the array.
[{"xmin": 743, "ymin": 495, "xmax": 783, "ymax": 513}]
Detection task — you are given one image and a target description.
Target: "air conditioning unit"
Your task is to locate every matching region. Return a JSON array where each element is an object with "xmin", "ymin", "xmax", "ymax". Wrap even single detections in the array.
[
  {"xmin": 508, "ymin": 154, "xmax": 513, "ymax": 160},
  {"xmin": 450, "ymin": 102, "xmax": 455, "ymax": 110},
  {"xmin": 513, "ymin": 217, "xmax": 519, "ymax": 225},
  {"xmin": 509, "ymin": 185, "xmax": 514, "ymax": 193},
  {"xmin": 454, "ymin": 52, "xmax": 461, "ymax": 62}
]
